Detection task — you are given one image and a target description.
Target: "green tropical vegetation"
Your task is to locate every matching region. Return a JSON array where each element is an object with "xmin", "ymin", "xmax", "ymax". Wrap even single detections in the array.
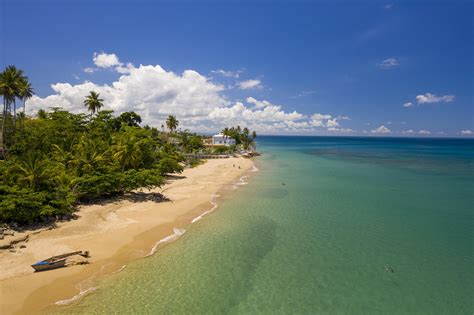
[
  {"xmin": 0, "ymin": 66, "xmax": 257, "ymax": 225},
  {"xmin": 0, "ymin": 107, "xmax": 189, "ymax": 224},
  {"xmin": 221, "ymin": 125, "xmax": 257, "ymax": 151},
  {"xmin": 166, "ymin": 115, "xmax": 178, "ymax": 133},
  {"xmin": 84, "ymin": 91, "xmax": 104, "ymax": 115}
]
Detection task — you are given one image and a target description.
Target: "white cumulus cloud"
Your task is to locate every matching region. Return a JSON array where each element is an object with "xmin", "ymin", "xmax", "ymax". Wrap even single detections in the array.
[
  {"xmin": 29, "ymin": 65, "xmax": 226, "ymax": 128},
  {"xmin": 416, "ymin": 93, "xmax": 455, "ymax": 104},
  {"xmin": 238, "ymin": 79, "xmax": 262, "ymax": 90},
  {"xmin": 93, "ymin": 52, "xmax": 122, "ymax": 68},
  {"xmin": 83, "ymin": 67, "xmax": 96, "ymax": 73},
  {"xmin": 419, "ymin": 130, "xmax": 431, "ymax": 135},
  {"xmin": 246, "ymin": 97, "xmax": 272, "ymax": 109},
  {"xmin": 371, "ymin": 125, "xmax": 391, "ymax": 134},
  {"xmin": 326, "ymin": 119, "xmax": 339, "ymax": 128},
  {"xmin": 327, "ymin": 127, "xmax": 353, "ymax": 133},
  {"xmin": 211, "ymin": 69, "xmax": 241, "ymax": 78},
  {"xmin": 403, "ymin": 102, "xmax": 412, "ymax": 107},
  {"xmin": 28, "ymin": 53, "xmax": 351, "ymax": 135},
  {"xmin": 461, "ymin": 129, "xmax": 473, "ymax": 135}
]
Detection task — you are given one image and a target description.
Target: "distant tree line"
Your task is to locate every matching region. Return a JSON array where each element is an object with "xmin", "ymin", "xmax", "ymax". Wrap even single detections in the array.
[{"xmin": 221, "ymin": 126, "xmax": 257, "ymax": 150}]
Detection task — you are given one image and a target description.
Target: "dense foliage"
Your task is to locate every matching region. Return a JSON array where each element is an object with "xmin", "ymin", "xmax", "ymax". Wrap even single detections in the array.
[
  {"xmin": 0, "ymin": 66, "xmax": 255, "ymax": 225},
  {"xmin": 0, "ymin": 108, "xmax": 190, "ymax": 223},
  {"xmin": 221, "ymin": 126, "xmax": 257, "ymax": 150}
]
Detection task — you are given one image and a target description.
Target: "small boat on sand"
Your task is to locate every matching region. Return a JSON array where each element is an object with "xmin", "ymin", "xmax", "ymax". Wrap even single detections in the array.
[{"xmin": 31, "ymin": 251, "xmax": 89, "ymax": 272}]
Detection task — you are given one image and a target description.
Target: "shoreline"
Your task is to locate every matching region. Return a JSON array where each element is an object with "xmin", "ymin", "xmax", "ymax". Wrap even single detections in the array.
[{"xmin": 0, "ymin": 157, "xmax": 256, "ymax": 314}]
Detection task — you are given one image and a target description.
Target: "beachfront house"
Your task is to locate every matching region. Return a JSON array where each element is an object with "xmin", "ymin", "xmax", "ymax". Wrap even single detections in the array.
[{"xmin": 212, "ymin": 133, "xmax": 236, "ymax": 146}]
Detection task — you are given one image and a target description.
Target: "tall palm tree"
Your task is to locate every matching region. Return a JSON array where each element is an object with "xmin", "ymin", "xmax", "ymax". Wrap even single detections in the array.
[
  {"xmin": 1, "ymin": 66, "xmax": 25, "ymax": 150},
  {"xmin": 242, "ymin": 127, "xmax": 251, "ymax": 150},
  {"xmin": 37, "ymin": 109, "xmax": 47, "ymax": 119},
  {"xmin": 18, "ymin": 77, "xmax": 34, "ymax": 131},
  {"xmin": 84, "ymin": 91, "xmax": 104, "ymax": 115},
  {"xmin": 0, "ymin": 70, "xmax": 4, "ymax": 150},
  {"xmin": 222, "ymin": 127, "xmax": 229, "ymax": 142},
  {"xmin": 166, "ymin": 115, "xmax": 179, "ymax": 133},
  {"xmin": 250, "ymin": 131, "xmax": 257, "ymax": 151}
]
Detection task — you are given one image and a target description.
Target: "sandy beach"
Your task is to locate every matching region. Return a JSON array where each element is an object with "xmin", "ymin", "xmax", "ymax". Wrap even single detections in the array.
[{"xmin": 0, "ymin": 157, "xmax": 255, "ymax": 314}]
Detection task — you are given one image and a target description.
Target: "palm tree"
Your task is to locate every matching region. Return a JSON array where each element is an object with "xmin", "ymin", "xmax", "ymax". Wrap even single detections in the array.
[
  {"xmin": 0, "ymin": 70, "xmax": 4, "ymax": 150},
  {"xmin": 251, "ymin": 130, "xmax": 257, "ymax": 139},
  {"xmin": 9, "ymin": 153, "xmax": 50, "ymax": 190},
  {"xmin": 84, "ymin": 91, "xmax": 104, "ymax": 115},
  {"xmin": 222, "ymin": 127, "xmax": 229, "ymax": 142},
  {"xmin": 1, "ymin": 66, "xmax": 25, "ymax": 149},
  {"xmin": 18, "ymin": 77, "xmax": 34, "ymax": 131},
  {"xmin": 112, "ymin": 133, "xmax": 143, "ymax": 171},
  {"xmin": 37, "ymin": 109, "xmax": 47, "ymax": 119},
  {"xmin": 239, "ymin": 127, "xmax": 249, "ymax": 150},
  {"xmin": 166, "ymin": 115, "xmax": 179, "ymax": 133},
  {"xmin": 70, "ymin": 137, "xmax": 108, "ymax": 176},
  {"xmin": 11, "ymin": 67, "xmax": 25, "ymax": 134}
]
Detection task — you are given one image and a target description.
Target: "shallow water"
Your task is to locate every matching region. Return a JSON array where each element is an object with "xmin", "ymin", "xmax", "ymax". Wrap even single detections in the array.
[{"xmin": 58, "ymin": 136, "xmax": 474, "ymax": 314}]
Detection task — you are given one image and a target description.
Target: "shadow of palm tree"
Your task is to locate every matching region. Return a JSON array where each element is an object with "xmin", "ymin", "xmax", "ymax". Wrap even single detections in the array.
[
  {"xmin": 122, "ymin": 191, "xmax": 170, "ymax": 203},
  {"xmin": 165, "ymin": 174, "xmax": 187, "ymax": 180}
]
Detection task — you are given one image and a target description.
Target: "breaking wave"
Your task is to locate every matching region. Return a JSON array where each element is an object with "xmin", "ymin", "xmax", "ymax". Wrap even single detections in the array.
[
  {"xmin": 148, "ymin": 228, "xmax": 186, "ymax": 256},
  {"xmin": 237, "ymin": 175, "xmax": 249, "ymax": 186},
  {"xmin": 54, "ymin": 265, "xmax": 106, "ymax": 306},
  {"xmin": 55, "ymin": 287, "xmax": 97, "ymax": 306},
  {"xmin": 191, "ymin": 194, "xmax": 219, "ymax": 223},
  {"xmin": 113, "ymin": 265, "xmax": 127, "ymax": 274}
]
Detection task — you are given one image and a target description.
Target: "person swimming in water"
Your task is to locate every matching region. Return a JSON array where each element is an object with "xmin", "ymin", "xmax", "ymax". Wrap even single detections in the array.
[{"xmin": 385, "ymin": 265, "xmax": 394, "ymax": 273}]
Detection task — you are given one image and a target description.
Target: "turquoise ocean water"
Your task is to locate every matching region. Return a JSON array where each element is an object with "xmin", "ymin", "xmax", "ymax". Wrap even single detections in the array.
[{"xmin": 58, "ymin": 136, "xmax": 473, "ymax": 314}]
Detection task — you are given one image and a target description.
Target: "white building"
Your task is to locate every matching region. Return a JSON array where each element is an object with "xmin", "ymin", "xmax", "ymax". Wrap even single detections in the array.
[{"xmin": 212, "ymin": 133, "xmax": 236, "ymax": 146}]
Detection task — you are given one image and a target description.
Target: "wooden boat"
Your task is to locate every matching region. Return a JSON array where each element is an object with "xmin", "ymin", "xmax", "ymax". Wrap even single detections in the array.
[
  {"xmin": 31, "ymin": 258, "xmax": 67, "ymax": 272},
  {"xmin": 31, "ymin": 251, "xmax": 89, "ymax": 272}
]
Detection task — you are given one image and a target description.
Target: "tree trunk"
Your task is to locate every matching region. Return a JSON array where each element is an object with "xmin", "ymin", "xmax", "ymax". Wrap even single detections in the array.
[
  {"xmin": 13, "ymin": 99, "xmax": 17, "ymax": 134},
  {"xmin": 22, "ymin": 99, "xmax": 26, "ymax": 131},
  {"xmin": 1, "ymin": 98, "xmax": 7, "ymax": 159}
]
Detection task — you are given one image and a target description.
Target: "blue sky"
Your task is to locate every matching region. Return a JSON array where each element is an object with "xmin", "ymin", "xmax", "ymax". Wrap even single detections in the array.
[{"xmin": 2, "ymin": 0, "xmax": 473, "ymax": 136}]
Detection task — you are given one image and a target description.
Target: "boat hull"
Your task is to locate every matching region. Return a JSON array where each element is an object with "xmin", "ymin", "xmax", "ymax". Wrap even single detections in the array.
[{"xmin": 31, "ymin": 259, "xmax": 66, "ymax": 272}]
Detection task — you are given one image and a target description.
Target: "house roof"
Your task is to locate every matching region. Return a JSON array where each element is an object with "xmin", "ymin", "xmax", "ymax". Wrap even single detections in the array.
[{"xmin": 212, "ymin": 133, "xmax": 235, "ymax": 140}]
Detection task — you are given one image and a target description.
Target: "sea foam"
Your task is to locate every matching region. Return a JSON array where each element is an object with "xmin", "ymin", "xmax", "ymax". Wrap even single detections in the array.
[
  {"xmin": 55, "ymin": 287, "xmax": 97, "ymax": 306},
  {"xmin": 54, "ymin": 265, "xmax": 106, "ymax": 306},
  {"xmin": 113, "ymin": 265, "xmax": 127, "ymax": 274},
  {"xmin": 237, "ymin": 175, "xmax": 249, "ymax": 186},
  {"xmin": 191, "ymin": 194, "xmax": 219, "ymax": 223},
  {"xmin": 230, "ymin": 175, "xmax": 250, "ymax": 190},
  {"xmin": 148, "ymin": 228, "xmax": 186, "ymax": 256}
]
